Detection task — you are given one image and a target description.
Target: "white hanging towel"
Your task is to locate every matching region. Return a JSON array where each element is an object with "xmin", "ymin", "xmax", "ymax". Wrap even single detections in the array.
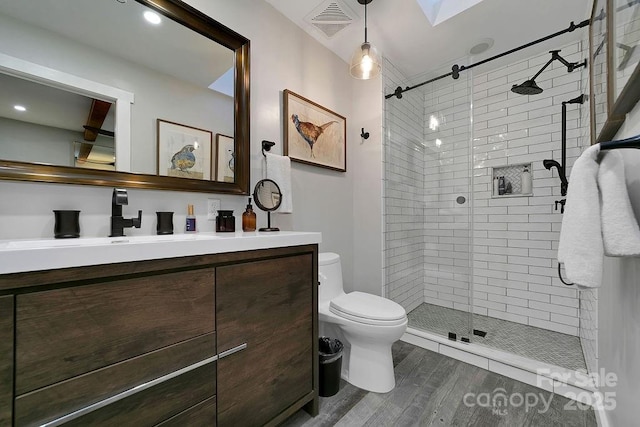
[
  {"xmin": 558, "ymin": 145, "xmax": 640, "ymax": 288},
  {"xmin": 265, "ymin": 152, "xmax": 293, "ymax": 213},
  {"xmin": 598, "ymin": 150, "xmax": 640, "ymax": 256},
  {"xmin": 558, "ymin": 144, "xmax": 603, "ymax": 288}
]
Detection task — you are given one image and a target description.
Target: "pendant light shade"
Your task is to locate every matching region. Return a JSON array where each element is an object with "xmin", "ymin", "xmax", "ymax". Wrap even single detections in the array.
[{"xmin": 350, "ymin": 0, "xmax": 380, "ymax": 80}]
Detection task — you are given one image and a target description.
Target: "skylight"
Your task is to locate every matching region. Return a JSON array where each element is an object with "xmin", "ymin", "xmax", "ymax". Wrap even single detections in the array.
[
  {"xmin": 208, "ymin": 68, "xmax": 234, "ymax": 97},
  {"xmin": 417, "ymin": 0, "xmax": 485, "ymax": 26}
]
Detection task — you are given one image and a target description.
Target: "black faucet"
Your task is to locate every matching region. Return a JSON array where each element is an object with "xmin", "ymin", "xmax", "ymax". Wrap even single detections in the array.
[{"xmin": 110, "ymin": 188, "xmax": 142, "ymax": 237}]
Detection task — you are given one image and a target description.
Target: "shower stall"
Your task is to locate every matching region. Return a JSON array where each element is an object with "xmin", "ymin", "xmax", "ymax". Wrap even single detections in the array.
[{"xmin": 383, "ymin": 39, "xmax": 593, "ymax": 372}]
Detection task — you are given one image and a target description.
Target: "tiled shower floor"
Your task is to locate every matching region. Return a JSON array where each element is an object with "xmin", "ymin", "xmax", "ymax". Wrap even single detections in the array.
[{"xmin": 407, "ymin": 303, "xmax": 587, "ymax": 371}]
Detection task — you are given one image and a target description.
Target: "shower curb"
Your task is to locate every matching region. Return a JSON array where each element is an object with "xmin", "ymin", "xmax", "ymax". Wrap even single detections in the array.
[{"xmin": 402, "ymin": 327, "xmax": 610, "ymax": 425}]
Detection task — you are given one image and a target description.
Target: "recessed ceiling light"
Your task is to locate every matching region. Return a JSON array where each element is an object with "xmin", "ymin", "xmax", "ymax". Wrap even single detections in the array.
[
  {"xmin": 14, "ymin": 105, "xmax": 26, "ymax": 112},
  {"xmin": 143, "ymin": 11, "xmax": 161, "ymax": 25}
]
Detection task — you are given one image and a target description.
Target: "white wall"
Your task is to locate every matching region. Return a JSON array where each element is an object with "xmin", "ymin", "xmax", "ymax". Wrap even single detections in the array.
[
  {"xmin": 0, "ymin": 0, "xmax": 386, "ymax": 291},
  {"xmin": 598, "ymin": 106, "xmax": 640, "ymax": 427},
  {"xmin": 352, "ymin": 75, "xmax": 383, "ymax": 295},
  {"xmin": 0, "ymin": 117, "xmax": 76, "ymax": 166}
]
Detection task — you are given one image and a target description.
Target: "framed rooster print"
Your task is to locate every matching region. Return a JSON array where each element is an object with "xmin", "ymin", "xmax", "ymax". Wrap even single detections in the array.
[
  {"xmin": 157, "ymin": 119, "xmax": 212, "ymax": 180},
  {"xmin": 283, "ymin": 89, "xmax": 346, "ymax": 172}
]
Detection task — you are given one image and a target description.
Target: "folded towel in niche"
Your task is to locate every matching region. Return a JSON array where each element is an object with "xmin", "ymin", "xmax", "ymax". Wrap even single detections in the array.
[{"xmin": 558, "ymin": 145, "xmax": 640, "ymax": 289}]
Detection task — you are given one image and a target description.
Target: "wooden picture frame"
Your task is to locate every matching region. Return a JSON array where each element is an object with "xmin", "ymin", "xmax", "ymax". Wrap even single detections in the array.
[
  {"xmin": 215, "ymin": 134, "xmax": 235, "ymax": 183},
  {"xmin": 590, "ymin": 0, "xmax": 614, "ymax": 144},
  {"xmin": 157, "ymin": 119, "xmax": 212, "ymax": 180},
  {"xmin": 607, "ymin": 0, "xmax": 640, "ymax": 132},
  {"xmin": 591, "ymin": 0, "xmax": 640, "ymax": 143},
  {"xmin": 283, "ymin": 89, "xmax": 346, "ymax": 172},
  {"xmin": 612, "ymin": 0, "xmax": 640, "ymax": 100}
]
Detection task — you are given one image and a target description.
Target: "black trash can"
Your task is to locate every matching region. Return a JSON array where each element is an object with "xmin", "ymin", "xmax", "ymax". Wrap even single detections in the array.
[{"xmin": 319, "ymin": 337, "xmax": 343, "ymax": 397}]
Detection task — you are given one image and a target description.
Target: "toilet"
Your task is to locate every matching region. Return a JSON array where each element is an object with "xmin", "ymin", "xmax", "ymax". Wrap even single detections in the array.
[{"xmin": 318, "ymin": 252, "xmax": 407, "ymax": 393}]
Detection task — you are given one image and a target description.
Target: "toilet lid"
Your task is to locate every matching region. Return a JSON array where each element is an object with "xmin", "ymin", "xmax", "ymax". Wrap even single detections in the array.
[{"xmin": 329, "ymin": 292, "xmax": 406, "ymax": 322}]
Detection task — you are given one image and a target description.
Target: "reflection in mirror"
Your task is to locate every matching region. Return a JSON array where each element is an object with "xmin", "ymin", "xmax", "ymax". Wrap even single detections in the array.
[
  {"xmin": 253, "ymin": 179, "xmax": 282, "ymax": 232},
  {"xmin": 0, "ymin": 73, "xmax": 115, "ymax": 171},
  {"xmin": 0, "ymin": 0, "xmax": 250, "ymax": 194}
]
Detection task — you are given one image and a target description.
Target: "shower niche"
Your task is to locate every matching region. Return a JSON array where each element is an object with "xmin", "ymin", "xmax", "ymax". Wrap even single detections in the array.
[{"xmin": 491, "ymin": 162, "xmax": 533, "ymax": 198}]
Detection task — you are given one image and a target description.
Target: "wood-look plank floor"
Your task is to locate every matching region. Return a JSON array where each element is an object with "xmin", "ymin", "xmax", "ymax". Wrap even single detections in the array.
[{"xmin": 282, "ymin": 341, "xmax": 597, "ymax": 427}]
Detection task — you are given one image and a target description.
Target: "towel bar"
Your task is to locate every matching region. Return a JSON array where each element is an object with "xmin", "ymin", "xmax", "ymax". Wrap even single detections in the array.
[
  {"xmin": 600, "ymin": 134, "xmax": 640, "ymax": 150},
  {"xmin": 557, "ymin": 263, "xmax": 574, "ymax": 286}
]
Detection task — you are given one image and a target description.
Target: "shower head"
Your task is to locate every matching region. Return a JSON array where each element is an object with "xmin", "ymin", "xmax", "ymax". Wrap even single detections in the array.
[
  {"xmin": 511, "ymin": 50, "xmax": 587, "ymax": 96},
  {"xmin": 511, "ymin": 79, "xmax": 543, "ymax": 95}
]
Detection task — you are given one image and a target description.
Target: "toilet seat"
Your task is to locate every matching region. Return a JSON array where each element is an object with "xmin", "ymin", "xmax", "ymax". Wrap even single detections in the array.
[{"xmin": 329, "ymin": 291, "xmax": 407, "ymax": 326}]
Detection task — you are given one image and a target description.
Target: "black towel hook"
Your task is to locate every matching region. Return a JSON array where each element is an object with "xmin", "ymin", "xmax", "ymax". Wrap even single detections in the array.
[
  {"xmin": 360, "ymin": 128, "xmax": 370, "ymax": 139},
  {"xmin": 262, "ymin": 140, "xmax": 275, "ymax": 157}
]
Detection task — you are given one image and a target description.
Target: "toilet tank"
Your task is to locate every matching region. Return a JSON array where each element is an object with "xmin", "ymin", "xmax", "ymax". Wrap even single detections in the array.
[{"xmin": 318, "ymin": 252, "xmax": 345, "ymax": 303}]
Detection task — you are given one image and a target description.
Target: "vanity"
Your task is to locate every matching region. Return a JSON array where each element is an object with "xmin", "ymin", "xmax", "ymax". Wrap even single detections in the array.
[{"xmin": 0, "ymin": 232, "xmax": 320, "ymax": 426}]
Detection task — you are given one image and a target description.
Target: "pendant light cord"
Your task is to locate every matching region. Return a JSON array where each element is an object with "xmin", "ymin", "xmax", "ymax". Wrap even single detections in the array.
[{"xmin": 364, "ymin": 1, "xmax": 368, "ymax": 43}]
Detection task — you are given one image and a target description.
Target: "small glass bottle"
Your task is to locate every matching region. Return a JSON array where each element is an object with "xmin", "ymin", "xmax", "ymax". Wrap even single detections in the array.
[
  {"xmin": 242, "ymin": 198, "xmax": 256, "ymax": 232},
  {"xmin": 185, "ymin": 204, "xmax": 196, "ymax": 232}
]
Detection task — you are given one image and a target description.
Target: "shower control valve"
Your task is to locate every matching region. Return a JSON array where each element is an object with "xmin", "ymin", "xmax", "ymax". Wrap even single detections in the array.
[{"xmin": 554, "ymin": 199, "xmax": 566, "ymax": 214}]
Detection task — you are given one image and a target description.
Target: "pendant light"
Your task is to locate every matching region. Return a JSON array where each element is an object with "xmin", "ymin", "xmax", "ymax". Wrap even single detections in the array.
[{"xmin": 350, "ymin": 0, "xmax": 381, "ymax": 80}]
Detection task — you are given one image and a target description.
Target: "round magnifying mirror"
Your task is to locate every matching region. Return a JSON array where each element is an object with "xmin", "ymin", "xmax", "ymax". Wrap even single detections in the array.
[{"xmin": 253, "ymin": 179, "xmax": 282, "ymax": 231}]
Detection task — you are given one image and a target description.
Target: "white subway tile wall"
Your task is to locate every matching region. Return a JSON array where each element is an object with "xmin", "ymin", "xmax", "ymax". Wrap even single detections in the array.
[
  {"xmin": 423, "ymin": 67, "xmax": 473, "ymax": 314},
  {"xmin": 384, "ymin": 40, "xmax": 597, "ymax": 345},
  {"xmin": 423, "ymin": 41, "xmax": 589, "ymax": 336},
  {"xmin": 382, "ymin": 59, "xmax": 425, "ymax": 312}
]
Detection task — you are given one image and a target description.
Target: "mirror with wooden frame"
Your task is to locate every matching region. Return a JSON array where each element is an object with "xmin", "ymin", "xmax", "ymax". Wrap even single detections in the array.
[{"xmin": 0, "ymin": 0, "xmax": 250, "ymax": 195}]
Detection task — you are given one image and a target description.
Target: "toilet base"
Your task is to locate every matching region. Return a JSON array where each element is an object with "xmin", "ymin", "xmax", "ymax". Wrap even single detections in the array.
[
  {"xmin": 320, "ymin": 319, "xmax": 406, "ymax": 394},
  {"xmin": 342, "ymin": 339, "xmax": 396, "ymax": 393}
]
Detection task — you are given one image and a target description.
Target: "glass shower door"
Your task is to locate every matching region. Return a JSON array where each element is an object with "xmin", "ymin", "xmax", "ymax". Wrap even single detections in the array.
[{"xmin": 383, "ymin": 60, "xmax": 474, "ymax": 343}]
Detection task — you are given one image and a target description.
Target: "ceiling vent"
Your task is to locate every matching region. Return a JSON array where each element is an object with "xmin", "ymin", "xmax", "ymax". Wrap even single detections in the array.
[{"xmin": 304, "ymin": 0, "xmax": 357, "ymax": 39}]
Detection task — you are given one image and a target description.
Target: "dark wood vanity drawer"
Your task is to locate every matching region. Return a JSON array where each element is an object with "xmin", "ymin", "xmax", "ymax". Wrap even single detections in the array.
[
  {"xmin": 14, "ymin": 332, "xmax": 216, "ymax": 426},
  {"xmin": 155, "ymin": 396, "xmax": 217, "ymax": 427},
  {"xmin": 57, "ymin": 361, "xmax": 215, "ymax": 427},
  {"xmin": 0, "ymin": 296, "xmax": 13, "ymax": 427},
  {"xmin": 15, "ymin": 268, "xmax": 215, "ymax": 394}
]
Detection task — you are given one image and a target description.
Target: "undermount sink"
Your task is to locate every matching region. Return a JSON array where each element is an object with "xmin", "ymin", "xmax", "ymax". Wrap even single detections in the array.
[{"xmin": 1, "ymin": 233, "xmax": 220, "ymax": 250}]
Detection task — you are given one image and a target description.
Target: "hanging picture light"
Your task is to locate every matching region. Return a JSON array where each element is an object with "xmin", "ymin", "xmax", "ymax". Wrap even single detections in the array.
[{"xmin": 350, "ymin": 0, "xmax": 381, "ymax": 80}]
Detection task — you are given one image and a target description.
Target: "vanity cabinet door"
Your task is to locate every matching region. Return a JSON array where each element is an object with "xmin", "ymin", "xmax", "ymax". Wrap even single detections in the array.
[
  {"xmin": 216, "ymin": 254, "xmax": 314, "ymax": 426},
  {"xmin": 15, "ymin": 268, "xmax": 215, "ymax": 394},
  {"xmin": 0, "ymin": 295, "xmax": 13, "ymax": 427}
]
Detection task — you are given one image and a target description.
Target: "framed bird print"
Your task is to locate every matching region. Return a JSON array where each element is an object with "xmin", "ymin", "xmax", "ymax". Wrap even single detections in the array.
[
  {"xmin": 283, "ymin": 89, "xmax": 346, "ymax": 172},
  {"xmin": 215, "ymin": 134, "xmax": 235, "ymax": 182},
  {"xmin": 157, "ymin": 119, "xmax": 212, "ymax": 180}
]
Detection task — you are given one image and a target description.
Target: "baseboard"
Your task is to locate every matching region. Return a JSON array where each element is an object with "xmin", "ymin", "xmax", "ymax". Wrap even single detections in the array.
[{"xmin": 402, "ymin": 327, "xmax": 600, "ymax": 404}]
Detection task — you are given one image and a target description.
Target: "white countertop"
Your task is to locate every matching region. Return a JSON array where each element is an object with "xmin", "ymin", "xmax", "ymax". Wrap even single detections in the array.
[{"xmin": 0, "ymin": 231, "xmax": 322, "ymax": 275}]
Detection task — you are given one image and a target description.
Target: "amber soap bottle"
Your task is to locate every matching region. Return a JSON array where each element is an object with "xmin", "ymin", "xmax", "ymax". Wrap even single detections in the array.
[{"xmin": 242, "ymin": 198, "xmax": 256, "ymax": 232}]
